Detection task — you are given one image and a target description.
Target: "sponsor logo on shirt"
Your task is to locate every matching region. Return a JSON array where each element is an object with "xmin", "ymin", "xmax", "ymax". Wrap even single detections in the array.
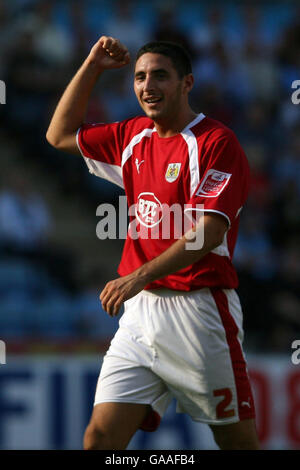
[
  {"xmin": 196, "ymin": 169, "xmax": 232, "ymax": 197},
  {"xmin": 135, "ymin": 192, "xmax": 163, "ymax": 228},
  {"xmin": 165, "ymin": 163, "xmax": 181, "ymax": 183}
]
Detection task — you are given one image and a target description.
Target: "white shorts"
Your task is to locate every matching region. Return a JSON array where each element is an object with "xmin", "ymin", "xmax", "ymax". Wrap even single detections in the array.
[{"xmin": 94, "ymin": 287, "xmax": 255, "ymax": 428}]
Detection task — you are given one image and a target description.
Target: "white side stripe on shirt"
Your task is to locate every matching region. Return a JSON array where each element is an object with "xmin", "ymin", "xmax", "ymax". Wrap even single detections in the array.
[
  {"xmin": 181, "ymin": 113, "xmax": 205, "ymax": 198},
  {"xmin": 121, "ymin": 128, "xmax": 155, "ymax": 168}
]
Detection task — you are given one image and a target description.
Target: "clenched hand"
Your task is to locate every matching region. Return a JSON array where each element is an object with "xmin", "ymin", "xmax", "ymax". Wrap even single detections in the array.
[
  {"xmin": 100, "ymin": 272, "xmax": 148, "ymax": 317},
  {"xmin": 88, "ymin": 36, "xmax": 130, "ymax": 72}
]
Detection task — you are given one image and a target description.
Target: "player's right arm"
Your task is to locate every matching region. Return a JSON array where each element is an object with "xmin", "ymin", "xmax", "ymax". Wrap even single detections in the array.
[{"xmin": 46, "ymin": 36, "xmax": 130, "ymax": 155}]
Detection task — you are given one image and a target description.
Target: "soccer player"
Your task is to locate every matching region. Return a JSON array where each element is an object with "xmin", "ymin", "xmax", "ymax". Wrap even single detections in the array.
[{"xmin": 46, "ymin": 36, "xmax": 260, "ymax": 450}]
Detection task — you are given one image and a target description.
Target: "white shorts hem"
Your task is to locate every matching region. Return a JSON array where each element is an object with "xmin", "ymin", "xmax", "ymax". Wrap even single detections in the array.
[
  {"xmin": 94, "ymin": 398, "xmax": 151, "ymax": 406},
  {"xmin": 190, "ymin": 415, "xmax": 240, "ymax": 426},
  {"xmin": 93, "ymin": 398, "xmax": 161, "ymax": 416}
]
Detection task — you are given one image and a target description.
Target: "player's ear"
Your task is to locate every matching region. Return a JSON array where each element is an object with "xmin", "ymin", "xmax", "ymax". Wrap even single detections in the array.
[{"xmin": 182, "ymin": 73, "xmax": 194, "ymax": 94}]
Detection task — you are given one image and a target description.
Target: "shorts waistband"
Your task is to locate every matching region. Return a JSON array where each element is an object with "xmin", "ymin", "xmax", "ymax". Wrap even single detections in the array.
[{"xmin": 141, "ymin": 288, "xmax": 207, "ymax": 298}]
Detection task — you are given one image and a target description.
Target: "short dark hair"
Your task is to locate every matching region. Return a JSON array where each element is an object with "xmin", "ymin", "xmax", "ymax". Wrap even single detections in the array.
[{"xmin": 135, "ymin": 41, "xmax": 192, "ymax": 79}]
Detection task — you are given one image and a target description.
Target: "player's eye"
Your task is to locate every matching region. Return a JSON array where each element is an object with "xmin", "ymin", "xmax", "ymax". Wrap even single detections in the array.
[{"xmin": 154, "ymin": 71, "xmax": 169, "ymax": 80}]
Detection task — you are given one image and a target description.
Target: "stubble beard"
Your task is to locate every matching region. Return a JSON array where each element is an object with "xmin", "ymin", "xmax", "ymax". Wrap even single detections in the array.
[{"xmin": 142, "ymin": 87, "xmax": 182, "ymax": 124}]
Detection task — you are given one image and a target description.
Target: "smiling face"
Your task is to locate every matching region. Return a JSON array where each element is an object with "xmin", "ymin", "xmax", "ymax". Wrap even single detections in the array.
[{"xmin": 134, "ymin": 53, "xmax": 193, "ymax": 124}]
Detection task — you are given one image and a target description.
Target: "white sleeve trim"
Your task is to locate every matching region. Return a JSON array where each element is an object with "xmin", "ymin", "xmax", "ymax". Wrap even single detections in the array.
[
  {"xmin": 183, "ymin": 207, "xmax": 231, "ymax": 229},
  {"xmin": 76, "ymin": 127, "xmax": 124, "ymax": 189},
  {"xmin": 183, "ymin": 208, "xmax": 231, "ymax": 257}
]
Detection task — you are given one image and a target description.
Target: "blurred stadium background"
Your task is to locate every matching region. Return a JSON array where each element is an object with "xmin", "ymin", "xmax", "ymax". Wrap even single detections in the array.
[{"xmin": 0, "ymin": 0, "xmax": 300, "ymax": 450}]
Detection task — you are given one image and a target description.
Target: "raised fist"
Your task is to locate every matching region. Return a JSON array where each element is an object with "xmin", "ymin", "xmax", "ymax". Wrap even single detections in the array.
[{"xmin": 88, "ymin": 36, "xmax": 130, "ymax": 71}]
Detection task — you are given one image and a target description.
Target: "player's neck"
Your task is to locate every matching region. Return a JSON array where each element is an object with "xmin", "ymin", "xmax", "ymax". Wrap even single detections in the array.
[{"xmin": 153, "ymin": 109, "xmax": 198, "ymax": 138}]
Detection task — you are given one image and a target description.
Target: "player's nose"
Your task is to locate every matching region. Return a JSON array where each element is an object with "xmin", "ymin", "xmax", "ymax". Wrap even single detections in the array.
[{"xmin": 143, "ymin": 75, "xmax": 156, "ymax": 93}]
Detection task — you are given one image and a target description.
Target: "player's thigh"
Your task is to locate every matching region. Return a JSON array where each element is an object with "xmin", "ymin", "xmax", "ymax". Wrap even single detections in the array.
[
  {"xmin": 86, "ymin": 401, "xmax": 151, "ymax": 448},
  {"xmin": 209, "ymin": 418, "xmax": 260, "ymax": 450}
]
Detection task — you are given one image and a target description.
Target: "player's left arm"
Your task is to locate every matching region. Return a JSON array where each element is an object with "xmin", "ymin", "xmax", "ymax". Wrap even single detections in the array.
[{"xmin": 100, "ymin": 213, "xmax": 228, "ymax": 316}]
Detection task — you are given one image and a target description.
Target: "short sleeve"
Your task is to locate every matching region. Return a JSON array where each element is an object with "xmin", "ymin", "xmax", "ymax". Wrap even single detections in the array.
[
  {"xmin": 76, "ymin": 122, "xmax": 124, "ymax": 188},
  {"xmin": 185, "ymin": 130, "xmax": 250, "ymax": 227}
]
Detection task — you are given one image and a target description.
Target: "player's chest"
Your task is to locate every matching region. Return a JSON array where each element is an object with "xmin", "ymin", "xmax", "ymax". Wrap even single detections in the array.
[{"xmin": 123, "ymin": 136, "xmax": 192, "ymax": 203}]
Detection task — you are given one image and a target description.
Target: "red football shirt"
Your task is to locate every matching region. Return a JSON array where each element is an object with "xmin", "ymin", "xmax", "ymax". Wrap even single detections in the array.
[{"xmin": 77, "ymin": 113, "xmax": 250, "ymax": 290}]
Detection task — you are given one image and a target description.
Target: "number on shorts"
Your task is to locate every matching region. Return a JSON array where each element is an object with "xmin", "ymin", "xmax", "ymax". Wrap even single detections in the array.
[{"xmin": 213, "ymin": 388, "xmax": 235, "ymax": 418}]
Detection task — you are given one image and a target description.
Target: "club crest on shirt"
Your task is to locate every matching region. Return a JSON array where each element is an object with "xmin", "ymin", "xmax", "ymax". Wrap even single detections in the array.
[{"xmin": 165, "ymin": 163, "xmax": 181, "ymax": 183}]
